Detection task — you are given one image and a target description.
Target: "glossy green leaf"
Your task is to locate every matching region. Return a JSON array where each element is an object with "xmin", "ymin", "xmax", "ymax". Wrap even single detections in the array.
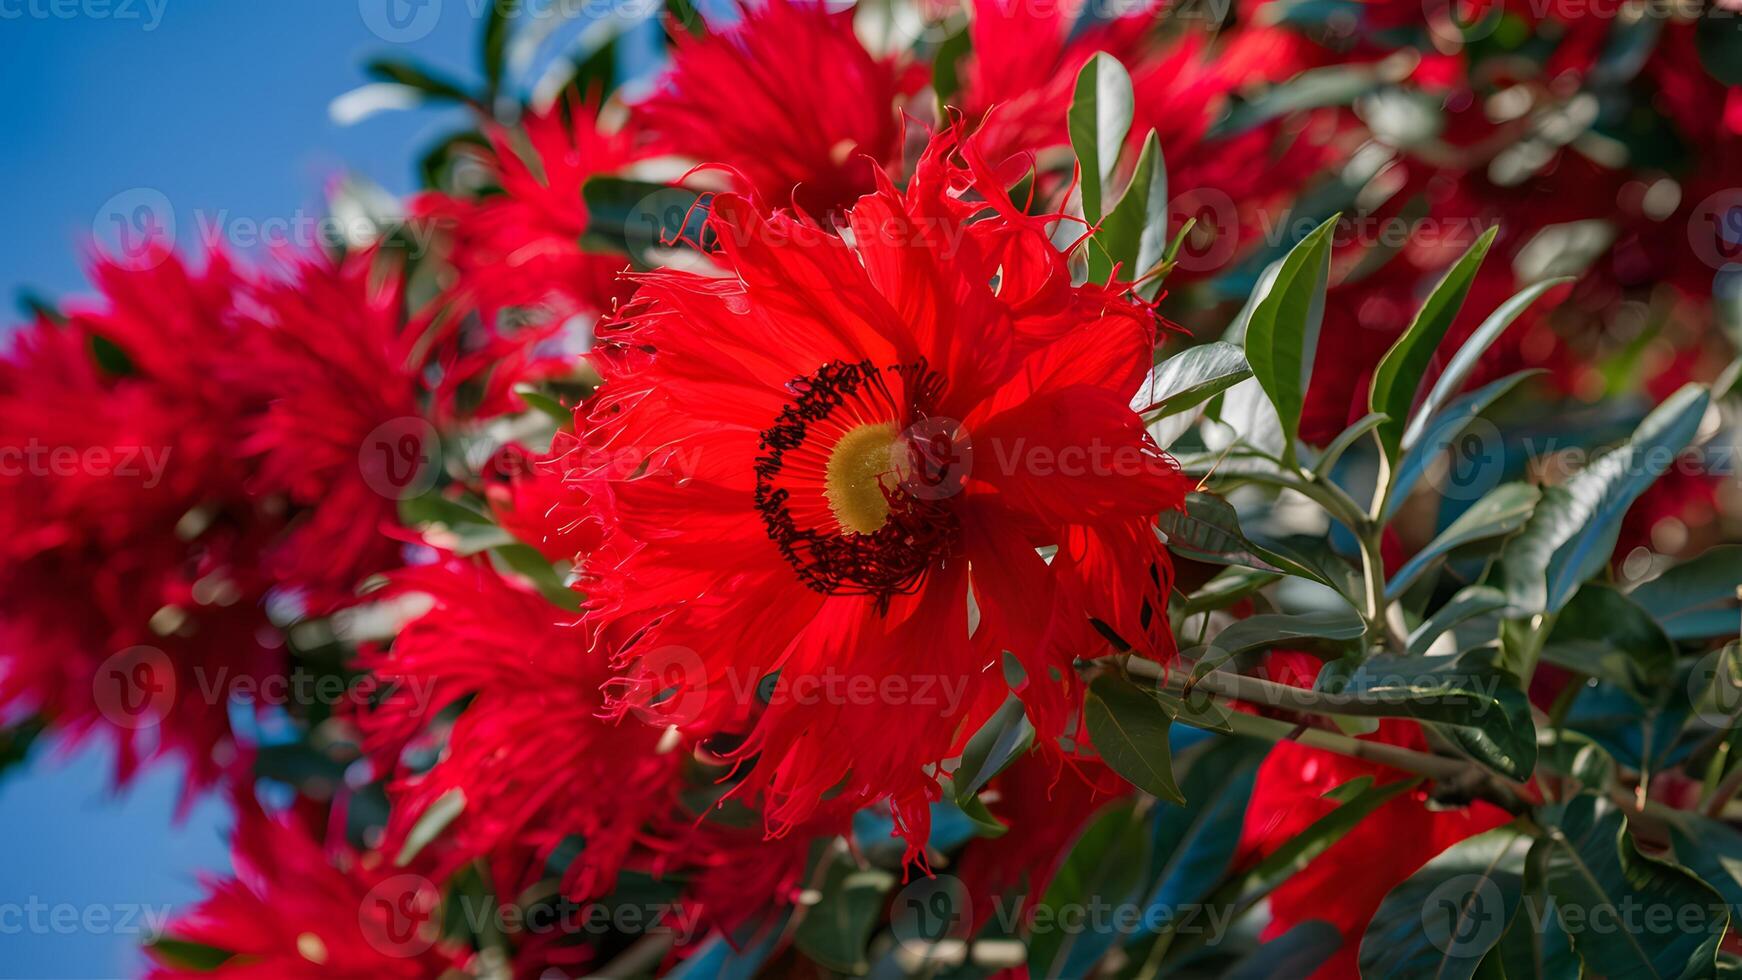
[
  {"xmin": 1541, "ymin": 584, "xmax": 1676, "ymax": 703},
  {"xmin": 1134, "ymin": 342, "xmax": 1251, "ymax": 419},
  {"xmin": 1387, "ymin": 483, "xmax": 1540, "ymax": 599},
  {"xmin": 1502, "ymin": 384, "xmax": 1712, "ymax": 614},
  {"xmin": 1405, "ymin": 585, "xmax": 1508, "ymax": 658},
  {"xmin": 954, "ymin": 694, "xmax": 1035, "ymax": 803},
  {"xmin": 1370, "ymin": 226, "xmax": 1498, "ymax": 463},
  {"xmin": 1085, "ymin": 674, "xmax": 1184, "ymax": 804},
  {"xmin": 792, "ymin": 855, "xmax": 896, "ymax": 975},
  {"xmin": 1241, "ymin": 214, "xmax": 1337, "ymax": 459},
  {"xmin": 1067, "ymin": 53, "xmax": 1135, "ymax": 222},
  {"xmin": 396, "ymin": 788, "xmax": 465, "ymax": 866},
  {"xmin": 1313, "ymin": 412, "xmax": 1387, "ymax": 479},
  {"xmin": 1028, "ymin": 801, "xmax": 1151, "ymax": 979},
  {"xmin": 1093, "ymin": 130, "xmax": 1167, "ymax": 287},
  {"xmin": 1387, "ymin": 369, "xmax": 1543, "ymax": 518},
  {"xmin": 1627, "ymin": 545, "xmax": 1742, "ymax": 641},
  {"xmin": 1540, "ymin": 795, "xmax": 1726, "ymax": 979},
  {"xmin": 1360, "ymin": 827, "xmax": 1531, "ymax": 979}
]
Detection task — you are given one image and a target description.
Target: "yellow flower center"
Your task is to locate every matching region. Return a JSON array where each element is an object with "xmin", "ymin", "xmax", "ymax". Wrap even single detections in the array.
[{"xmin": 825, "ymin": 422, "xmax": 902, "ymax": 534}]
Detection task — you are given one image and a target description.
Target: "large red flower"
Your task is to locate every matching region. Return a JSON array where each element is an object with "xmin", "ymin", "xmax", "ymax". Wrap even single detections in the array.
[
  {"xmin": 635, "ymin": 0, "xmax": 922, "ymax": 218},
  {"xmin": 359, "ymin": 559, "xmax": 677, "ymax": 902},
  {"xmin": 580, "ymin": 130, "xmax": 1191, "ymax": 858}
]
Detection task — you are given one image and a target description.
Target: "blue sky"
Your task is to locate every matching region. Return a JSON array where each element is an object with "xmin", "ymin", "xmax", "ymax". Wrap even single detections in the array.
[{"xmin": 0, "ymin": 3, "xmax": 482, "ymax": 975}]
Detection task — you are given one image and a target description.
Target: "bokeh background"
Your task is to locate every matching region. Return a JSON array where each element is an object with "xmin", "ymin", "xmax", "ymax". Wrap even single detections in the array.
[{"xmin": 1, "ymin": 4, "xmax": 530, "ymax": 974}]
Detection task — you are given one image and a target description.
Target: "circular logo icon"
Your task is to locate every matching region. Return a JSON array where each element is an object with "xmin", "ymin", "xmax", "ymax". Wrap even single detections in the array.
[
  {"xmin": 1688, "ymin": 189, "xmax": 1742, "ymax": 270},
  {"xmin": 358, "ymin": 0, "xmax": 443, "ymax": 42},
  {"xmin": 359, "ymin": 417, "xmax": 440, "ymax": 499},
  {"xmin": 92, "ymin": 646, "xmax": 176, "ymax": 730},
  {"xmin": 1690, "ymin": 646, "xmax": 1742, "ymax": 728},
  {"xmin": 359, "ymin": 873, "xmax": 441, "ymax": 958},
  {"xmin": 1167, "ymin": 189, "xmax": 1238, "ymax": 274},
  {"xmin": 627, "ymin": 645, "xmax": 709, "ymax": 728},
  {"xmin": 1423, "ymin": 0, "xmax": 1503, "ymax": 45},
  {"xmin": 93, "ymin": 189, "xmax": 175, "ymax": 267},
  {"xmin": 890, "ymin": 874, "xmax": 973, "ymax": 957},
  {"xmin": 1425, "ymin": 416, "xmax": 1505, "ymax": 502},
  {"xmin": 899, "ymin": 418, "xmax": 972, "ymax": 500},
  {"xmin": 1421, "ymin": 874, "xmax": 1509, "ymax": 959}
]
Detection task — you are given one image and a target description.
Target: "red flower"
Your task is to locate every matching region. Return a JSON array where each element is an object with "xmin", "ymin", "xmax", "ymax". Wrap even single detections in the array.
[
  {"xmin": 484, "ymin": 436, "xmax": 603, "ymax": 565},
  {"xmin": 148, "ymin": 797, "xmax": 468, "ymax": 978},
  {"xmin": 635, "ymin": 0, "xmax": 921, "ymax": 218},
  {"xmin": 237, "ymin": 252, "xmax": 427, "ymax": 606},
  {"xmin": 359, "ymin": 559, "xmax": 677, "ymax": 902},
  {"xmin": 1237, "ymin": 656, "xmax": 1509, "ymax": 978},
  {"xmin": 0, "ymin": 250, "xmax": 278, "ymax": 795},
  {"xmin": 581, "ymin": 129, "xmax": 1190, "ymax": 858},
  {"xmin": 414, "ymin": 102, "xmax": 640, "ymax": 320}
]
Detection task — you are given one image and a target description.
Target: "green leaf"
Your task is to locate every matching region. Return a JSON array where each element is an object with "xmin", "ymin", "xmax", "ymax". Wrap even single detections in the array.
[
  {"xmin": 1157, "ymin": 491, "xmax": 1346, "ymax": 594},
  {"xmin": 1540, "ymin": 794, "xmax": 1726, "ymax": 980},
  {"xmin": 1359, "ymin": 826, "xmax": 1532, "ymax": 980},
  {"xmin": 1370, "ymin": 226, "xmax": 1499, "ymax": 463},
  {"xmin": 1190, "ymin": 608, "xmax": 1367, "ymax": 680},
  {"xmin": 1502, "ymin": 384, "xmax": 1712, "ymax": 614},
  {"xmin": 579, "ymin": 176, "xmax": 711, "ymax": 264},
  {"xmin": 1387, "ymin": 369, "xmax": 1543, "ymax": 518},
  {"xmin": 953, "ymin": 695, "xmax": 1034, "ymax": 803},
  {"xmin": 1138, "ymin": 739, "xmax": 1267, "ymax": 940},
  {"xmin": 1135, "ymin": 341, "xmax": 1252, "ymax": 418},
  {"xmin": 1387, "ymin": 483, "xmax": 1540, "ymax": 599},
  {"xmin": 1406, "ymin": 585, "xmax": 1508, "ymax": 658},
  {"xmin": 490, "ymin": 542, "xmax": 581, "ymax": 611},
  {"xmin": 793, "ymin": 854, "xmax": 896, "ymax": 975},
  {"xmin": 1085, "ymin": 674, "xmax": 1184, "ymax": 804},
  {"xmin": 1541, "ymin": 584, "xmax": 1676, "ymax": 703},
  {"xmin": 1316, "ymin": 647, "xmax": 1536, "ymax": 779},
  {"xmin": 1028, "ymin": 801, "xmax": 1151, "ymax": 979},
  {"xmin": 89, "ymin": 333, "xmax": 136, "ymax": 377},
  {"xmin": 1241, "ymin": 214, "xmax": 1338, "ymax": 460},
  {"xmin": 1067, "ymin": 53, "xmax": 1134, "ymax": 223},
  {"xmin": 1181, "ymin": 566, "xmax": 1282, "ymax": 617},
  {"xmin": 1399, "ymin": 279, "xmax": 1570, "ymax": 456},
  {"xmin": 1092, "ymin": 130, "xmax": 1167, "ymax": 287},
  {"xmin": 364, "ymin": 59, "xmax": 474, "ymax": 103},
  {"xmin": 1312, "ymin": 411, "xmax": 1387, "ymax": 479},
  {"xmin": 513, "ymin": 384, "xmax": 573, "ymax": 428},
  {"xmin": 1627, "ymin": 545, "xmax": 1742, "ymax": 641},
  {"xmin": 1666, "ymin": 811, "xmax": 1742, "ymax": 919},
  {"xmin": 147, "ymin": 937, "xmax": 236, "ymax": 971},
  {"xmin": 396, "ymin": 788, "xmax": 465, "ymax": 866},
  {"xmin": 481, "ymin": 0, "xmax": 521, "ymax": 92},
  {"xmin": 931, "ymin": 25, "xmax": 972, "ymax": 105}
]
